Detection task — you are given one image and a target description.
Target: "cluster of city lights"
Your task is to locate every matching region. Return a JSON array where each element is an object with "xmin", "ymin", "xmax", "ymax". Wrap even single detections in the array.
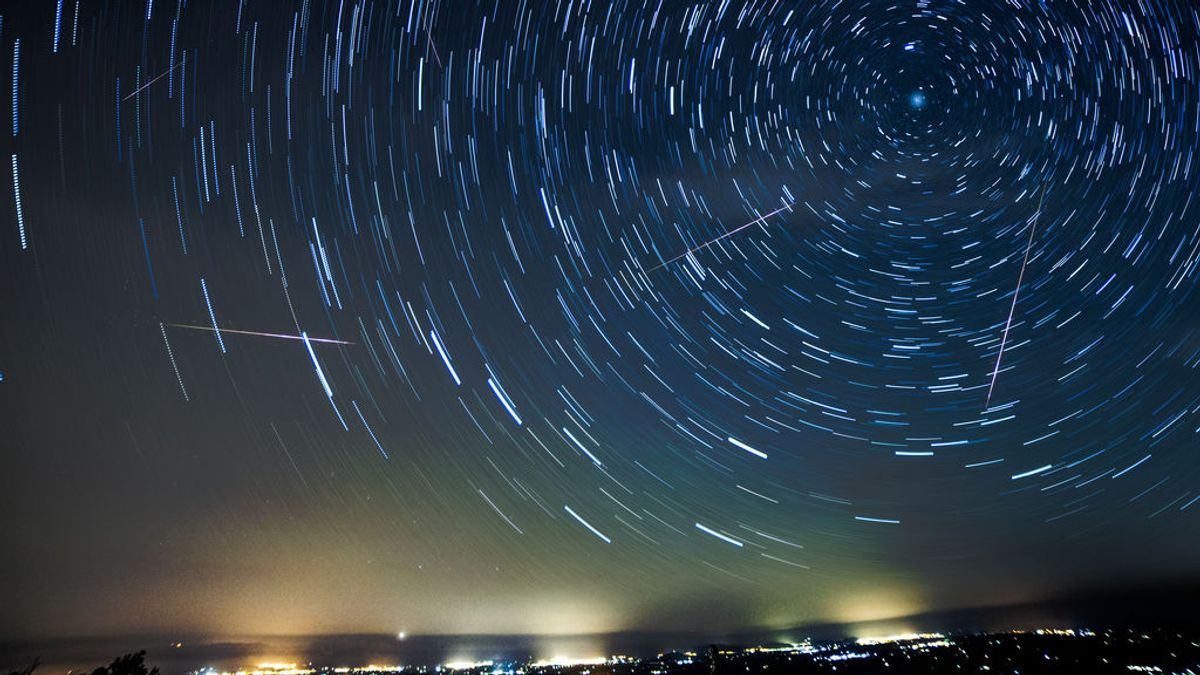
[
  {"xmin": 196, "ymin": 654, "xmax": 625, "ymax": 675},
  {"xmin": 189, "ymin": 628, "xmax": 1182, "ymax": 675}
]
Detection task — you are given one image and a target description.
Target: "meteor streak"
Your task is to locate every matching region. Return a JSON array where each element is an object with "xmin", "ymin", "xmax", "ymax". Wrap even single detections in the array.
[
  {"xmin": 426, "ymin": 26, "xmax": 443, "ymax": 69},
  {"xmin": 165, "ymin": 323, "xmax": 353, "ymax": 345},
  {"xmin": 985, "ymin": 186, "xmax": 1046, "ymax": 408},
  {"xmin": 648, "ymin": 201, "xmax": 795, "ymax": 272},
  {"xmin": 123, "ymin": 61, "xmax": 186, "ymax": 101}
]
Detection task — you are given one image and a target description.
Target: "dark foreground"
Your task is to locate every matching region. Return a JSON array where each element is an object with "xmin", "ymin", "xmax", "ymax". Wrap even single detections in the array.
[
  {"xmin": 6, "ymin": 628, "xmax": 1199, "ymax": 675},
  {"xmin": 693, "ymin": 628, "xmax": 1200, "ymax": 674},
  {"xmin": 199, "ymin": 628, "xmax": 1200, "ymax": 675}
]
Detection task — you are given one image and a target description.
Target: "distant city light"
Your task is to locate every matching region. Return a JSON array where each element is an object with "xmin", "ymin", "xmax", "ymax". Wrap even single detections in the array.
[
  {"xmin": 530, "ymin": 656, "xmax": 607, "ymax": 667},
  {"xmin": 184, "ymin": 629, "xmax": 1196, "ymax": 675}
]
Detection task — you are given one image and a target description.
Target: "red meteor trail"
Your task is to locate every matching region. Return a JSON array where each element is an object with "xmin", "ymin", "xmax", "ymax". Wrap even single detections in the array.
[
  {"xmin": 647, "ymin": 201, "xmax": 795, "ymax": 272},
  {"xmin": 123, "ymin": 60, "xmax": 186, "ymax": 102},
  {"xmin": 426, "ymin": 27, "xmax": 443, "ymax": 69},
  {"xmin": 985, "ymin": 186, "xmax": 1047, "ymax": 408},
  {"xmin": 166, "ymin": 323, "xmax": 354, "ymax": 346}
]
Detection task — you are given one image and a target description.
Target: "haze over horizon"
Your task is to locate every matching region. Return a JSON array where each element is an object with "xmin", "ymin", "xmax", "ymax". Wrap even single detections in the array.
[
  {"xmin": 8, "ymin": 586, "xmax": 1199, "ymax": 673},
  {"xmin": 3, "ymin": 0, "xmax": 1200, "ymax": 653}
]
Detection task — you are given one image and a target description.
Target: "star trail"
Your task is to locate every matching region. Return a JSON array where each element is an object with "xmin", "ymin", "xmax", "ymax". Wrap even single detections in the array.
[{"xmin": 2, "ymin": 0, "xmax": 1200, "ymax": 645}]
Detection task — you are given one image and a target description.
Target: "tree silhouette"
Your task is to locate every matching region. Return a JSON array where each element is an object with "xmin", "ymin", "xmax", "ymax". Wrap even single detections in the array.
[
  {"xmin": 5, "ymin": 658, "xmax": 38, "ymax": 675},
  {"xmin": 5, "ymin": 652, "xmax": 158, "ymax": 675},
  {"xmin": 84, "ymin": 652, "xmax": 159, "ymax": 675}
]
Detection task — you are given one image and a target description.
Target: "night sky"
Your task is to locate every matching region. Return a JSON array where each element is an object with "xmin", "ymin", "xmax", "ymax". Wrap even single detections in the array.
[{"xmin": 2, "ymin": 0, "xmax": 1200, "ymax": 647}]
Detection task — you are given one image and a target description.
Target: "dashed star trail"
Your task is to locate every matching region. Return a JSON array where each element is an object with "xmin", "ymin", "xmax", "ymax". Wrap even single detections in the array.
[{"xmin": 1, "ymin": 0, "xmax": 1199, "ymax": 643}]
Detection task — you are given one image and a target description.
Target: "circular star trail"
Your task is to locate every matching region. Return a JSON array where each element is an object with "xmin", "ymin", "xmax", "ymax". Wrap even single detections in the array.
[{"xmin": 3, "ymin": 0, "xmax": 1200, "ymax": 640}]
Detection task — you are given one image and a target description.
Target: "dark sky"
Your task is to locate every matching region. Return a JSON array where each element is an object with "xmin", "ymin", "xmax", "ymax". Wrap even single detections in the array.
[{"xmin": 2, "ymin": 0, "xmax": 1199, "ymax": 645}]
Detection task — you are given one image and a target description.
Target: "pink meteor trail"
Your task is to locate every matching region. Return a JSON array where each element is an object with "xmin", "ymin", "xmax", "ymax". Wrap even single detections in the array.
[
  {"xmin": 166, "ymin": 323, "xmax": 354, "ymax": 346},
  {"xmin": 648, "ymin": 201, "xmax": 795, "ymax": 272},
  {"xmin": 985, "ymin": 186, "xmax": 1046, "ymax": 408},
  {"xmin": 123, "ymin": 61, "xmax": 186, "ymax": 101},
  {"xmin": 426, "ymin": 28, "xmax": 443, "ymax": 69}
]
